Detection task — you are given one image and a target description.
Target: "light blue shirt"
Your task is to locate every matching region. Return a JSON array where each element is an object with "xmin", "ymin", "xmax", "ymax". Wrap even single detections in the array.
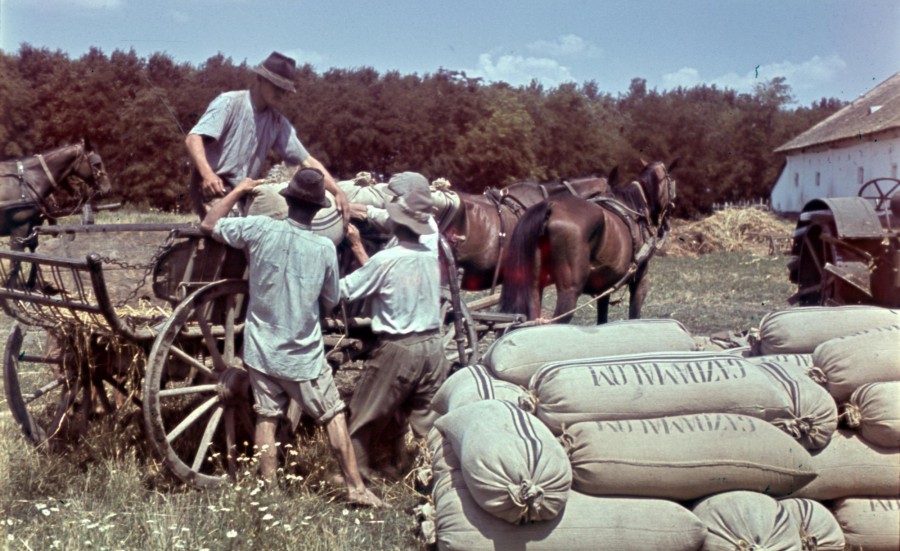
[
  {"xmin": 190, "ymin": 90, "xmax": 309, "ymax": 187},
  {"xmin": 339, "ymin": 241, "xmax": 441, "ymax": 335},
  {"xmin": 213, "ymin": 215, "xmax": 339, "ymax": 381}
]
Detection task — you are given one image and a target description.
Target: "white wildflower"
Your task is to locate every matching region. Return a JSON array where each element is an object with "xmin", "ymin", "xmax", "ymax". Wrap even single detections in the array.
[
  {"xmin": 226, "ymin": 530, "xmax": 238, "ymax": 538},
  {"xmin": 262, "ymin": 514, "xmax": 274, "ymax": 521}
]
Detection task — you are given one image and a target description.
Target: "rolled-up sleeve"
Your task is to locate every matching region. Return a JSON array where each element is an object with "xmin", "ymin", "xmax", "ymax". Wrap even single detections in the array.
[
  {"xmin": 189, "ymin": 93, "xmax": 232, "ymax": 140},
  {"xmin": 274, "ymin": 120, "xmax": 309, "ymax": 166}
]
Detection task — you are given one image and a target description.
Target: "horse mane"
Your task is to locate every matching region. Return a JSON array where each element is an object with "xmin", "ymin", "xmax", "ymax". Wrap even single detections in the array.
[{"xmin": 498, "ymin": 200, "xmax": 552, "ymax": 316}]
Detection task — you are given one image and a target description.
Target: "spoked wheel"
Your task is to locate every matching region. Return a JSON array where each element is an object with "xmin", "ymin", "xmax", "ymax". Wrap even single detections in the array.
[
  {"xmin": 858, "ymin": 177, "xmax": 900, "ymax": 212},
  {"xmin": 440, "ymin": 293, "xmax": 478, "ymax": 371},
  {"xmin": 144, "ymin": 279, "xmax": 253, "ymax": 489},
  {"xmin": 3, "ymin": 324, "xmax": 77, "ymax": 446}
]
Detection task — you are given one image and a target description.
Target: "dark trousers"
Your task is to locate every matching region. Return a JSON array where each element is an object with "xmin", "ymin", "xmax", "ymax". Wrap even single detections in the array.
[{"xmin": 347, "ymin": 331, "xmax": 448, "ymax": 472}]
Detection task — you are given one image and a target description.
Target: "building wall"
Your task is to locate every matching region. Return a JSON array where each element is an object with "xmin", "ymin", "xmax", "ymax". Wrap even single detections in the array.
[{"xmin": 770, "ymin": 134, "xmax": 900, "ymax": 213}]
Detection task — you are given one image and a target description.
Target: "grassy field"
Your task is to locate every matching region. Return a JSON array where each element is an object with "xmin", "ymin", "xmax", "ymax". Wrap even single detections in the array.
[{"xmin": 0, "ymin": 208, "xmax": 797, "ymax": 550}]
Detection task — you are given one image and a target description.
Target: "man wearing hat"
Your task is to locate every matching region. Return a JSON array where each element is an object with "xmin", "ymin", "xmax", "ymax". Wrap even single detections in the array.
[
  {"xmin": 186, "ymin": 51, "xmax": 349, "ymax": 224},
  {"xmin": 200, "ymin": 168, "xmax": 381, "ymax": 507},
  {"xmin": 339, "ymin": 172, "xmax": 448, "ymax": 480},
  {"xmin": 349, "ymin": 172, "xmax": 440, "ymax": 252}
]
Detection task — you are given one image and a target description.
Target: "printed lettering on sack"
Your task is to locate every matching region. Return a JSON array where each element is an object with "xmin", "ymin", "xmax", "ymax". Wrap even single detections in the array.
[
  {"xmin": 586, "ymin": 358, "xmax": 748, "ymax": 387},
  {"xmin": 592, "ymin": 414, "xmax": 759, "ymax": 435}
]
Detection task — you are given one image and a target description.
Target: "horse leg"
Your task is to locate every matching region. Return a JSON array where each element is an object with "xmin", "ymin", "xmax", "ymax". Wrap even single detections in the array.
[
  {"xmin": 628, "ymin": 262, "xmax": 651, "ymax": 319},
  {"xmin": 596, "ymin": 295, "xmax": 611, "ymax": 324}
]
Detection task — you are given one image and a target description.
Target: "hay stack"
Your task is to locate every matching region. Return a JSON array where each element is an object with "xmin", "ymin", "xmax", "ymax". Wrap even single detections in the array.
[{"xmin": 663, "ymin": 208, "xmax": 794, "ymax": 257}]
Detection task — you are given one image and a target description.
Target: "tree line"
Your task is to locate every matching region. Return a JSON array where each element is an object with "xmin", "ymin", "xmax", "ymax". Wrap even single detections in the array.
[{"xmin": 0, "ymin": 44, "xmax": 843, "ymax": 217}]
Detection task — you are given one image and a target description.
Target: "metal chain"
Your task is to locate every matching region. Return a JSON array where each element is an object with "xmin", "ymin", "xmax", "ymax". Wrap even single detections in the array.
[{"xmin": 93, "ymin": 230, "xmax": 179, "ymax": 308}]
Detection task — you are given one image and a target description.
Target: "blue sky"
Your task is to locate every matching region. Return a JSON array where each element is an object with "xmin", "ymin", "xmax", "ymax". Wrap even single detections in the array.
[{"xmin": 1, "ymin": 0, "xmax": 898, "ymax": 107}]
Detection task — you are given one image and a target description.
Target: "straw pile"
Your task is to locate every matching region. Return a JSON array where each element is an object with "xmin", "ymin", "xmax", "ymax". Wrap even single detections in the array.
[{"xmin": 662, "ymin": 208, "xmax": 795, "ymax": 257}]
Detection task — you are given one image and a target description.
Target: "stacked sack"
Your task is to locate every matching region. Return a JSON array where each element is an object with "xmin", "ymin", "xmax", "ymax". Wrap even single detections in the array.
[
  {"xmin": 750, "ymin": 306, "xmax": 900, "ymax": 551},
  {"xmin": 425, "ymin": 309, "xmax": 900, "ymax": 549}
]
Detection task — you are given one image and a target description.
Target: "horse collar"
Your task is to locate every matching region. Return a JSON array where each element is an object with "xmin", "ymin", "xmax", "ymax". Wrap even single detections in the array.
[{"xmin": 36, "ymin": 154, "xmax": 60, "ymax": 189}]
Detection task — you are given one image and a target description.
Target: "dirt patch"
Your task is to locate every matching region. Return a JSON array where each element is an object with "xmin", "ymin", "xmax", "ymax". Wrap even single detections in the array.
[{"xmin": 662, "ymin": 208, "xmax": 795, "ymax": 257}]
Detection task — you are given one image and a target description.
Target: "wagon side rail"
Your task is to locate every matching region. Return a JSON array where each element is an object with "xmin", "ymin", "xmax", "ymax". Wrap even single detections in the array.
[{"xmin": 0, "ymin": 249, "xmax": 159, "ymax": 342}]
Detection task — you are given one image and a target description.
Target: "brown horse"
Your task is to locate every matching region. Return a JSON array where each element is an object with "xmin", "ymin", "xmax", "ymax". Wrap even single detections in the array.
[
  {"xmin": 0, "ymin": 140, "xmax": 111, "ymax": 286},
  {"xmin": 440, "ymin": 174, "xmax": 614, "ymax": 291},
  {"xmin": 499, "ymin": 160, "xmax": 677, "ymax": 323}
]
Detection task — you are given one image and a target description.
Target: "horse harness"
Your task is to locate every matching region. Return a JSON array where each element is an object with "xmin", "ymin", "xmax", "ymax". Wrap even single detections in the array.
[
  {"xmin": 482, "ymin": 181, "xmax": 581, "ymax": 292},
  {"xmin": 590, "ymin": 178, "xmax": 672, "ymax": 270},
  {"xmin": 1, "ymin": 144, "xmax": 106, "ymax": 215}
]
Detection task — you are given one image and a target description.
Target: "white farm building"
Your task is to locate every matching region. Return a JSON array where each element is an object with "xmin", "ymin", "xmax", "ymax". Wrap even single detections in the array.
[{"xmin": 770, "ymin": 72, "xmax": 900, "ymax": 213}]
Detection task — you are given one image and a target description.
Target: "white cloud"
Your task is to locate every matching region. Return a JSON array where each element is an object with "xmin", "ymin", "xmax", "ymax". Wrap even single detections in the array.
[
  {"xmin": 661, "ymin": 55, "xmax": 847, "ymax": 99},
  {"xmin": 527, "ymin": 34, "xmax": 602, "ymax": 59},
  {"xmin": 467, "ymin": 53, "xmax": 575, "ymax": 87},
  {"xmin": 283, "ymin": 49, "xmax": 326, "ymax": 68}
]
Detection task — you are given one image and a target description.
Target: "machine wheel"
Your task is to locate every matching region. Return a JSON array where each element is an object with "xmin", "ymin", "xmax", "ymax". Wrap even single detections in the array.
[
  {"xmin": 144, "ymin": 279, "xmax": 253, "ymax": 489},
  {"xmin": 858, "ymin": 177, "xmax": 900, "ymax": 211},
  {"xmin": 3, "ymin": 324, "xmax": 77, "ymax": 446},
  {"xmin": 790, "ymin": 213, "xmax": 840, "ymax": 305}
]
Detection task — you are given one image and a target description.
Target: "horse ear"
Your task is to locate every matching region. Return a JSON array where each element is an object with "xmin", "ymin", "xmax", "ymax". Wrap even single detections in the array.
[
  {"xmin": 639, "ymin": 158, "xmax": 648, "ymax": 168},
  {"xmin": 608, "ymin": 166, "xmax": 619, "ymax": 188},
  {"xmin": 82, "ymin": 136, "xmax": 96, "ymax": 153},
  {"xmin": 668, "ymin": 158, "xmax": 679, "ymax": 173}
]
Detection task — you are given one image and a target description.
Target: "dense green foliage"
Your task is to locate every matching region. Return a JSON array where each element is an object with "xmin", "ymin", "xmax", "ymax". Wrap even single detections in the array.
[{"xmin": 1, "ymin": 45, "xmax": 842, "ymax": 216}]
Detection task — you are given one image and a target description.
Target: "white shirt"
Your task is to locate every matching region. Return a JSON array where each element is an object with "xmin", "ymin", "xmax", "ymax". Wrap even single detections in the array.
[
  {"xmin": 190, "ymin": 90, "xmax": 309, "ymax": 187},
  {"xmin": 214, "ymin": 215, "xmax": 339, "ymax": 381},
  {"xmin": 339, "ymin": 241, "xmax": 441, "ymax": 335}
]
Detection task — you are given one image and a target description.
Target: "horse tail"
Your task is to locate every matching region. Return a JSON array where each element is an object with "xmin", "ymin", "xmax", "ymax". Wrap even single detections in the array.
[{"xmin": 499, "ymin": 201, "xmax": 552, "ymax": 317}]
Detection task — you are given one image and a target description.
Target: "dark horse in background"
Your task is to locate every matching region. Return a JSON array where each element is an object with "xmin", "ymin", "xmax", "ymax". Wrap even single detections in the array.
[
  {"xmin": 438, "ymin": 174, "xmax": 614, "ymax": 291},
  {"xmin": 499, "ymin": 160, "xmax": 677, "ymax": 324},
  {"xmin": 0, "ymin": 140, "xmax": 112, "ymax": 286}
]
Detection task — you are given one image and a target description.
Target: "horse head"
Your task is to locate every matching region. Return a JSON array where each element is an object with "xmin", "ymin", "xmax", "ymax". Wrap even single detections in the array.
[
  {"xmin": 69, "ymin": 138, "xmax": 112, "ymax": 198},
  {"xmin": 637, "ymin": 159, "xmax": 677, "ymax": 227}
]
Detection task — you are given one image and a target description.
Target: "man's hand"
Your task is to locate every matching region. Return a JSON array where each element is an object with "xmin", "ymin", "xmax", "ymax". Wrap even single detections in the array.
[
  {"xmin": 200, "ymin": 171, "xmax": 226, "ymax": 200},
  {"xmin": 345, "ymin": 223, "xmax": 363, "ymax": 246},
  {"xmin": 234, "ymin": 177, "xmax": 262, "ymax": 195},
  {"xmin": 349, "ymin": 203, "xmax": 368, "ymax": 221},
  {"xmin": 334, "ymin": 188, "xmax": 350, "ymax": 228}
]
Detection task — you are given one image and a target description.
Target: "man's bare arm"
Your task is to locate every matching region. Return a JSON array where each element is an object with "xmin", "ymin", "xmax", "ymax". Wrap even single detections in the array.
[
  {"xmin": 200, "ymin": 178, "xmax": 260, "ymax": 235},
  {"xmin": 185, "ymin": 134, "xmax": 226, "ymax": 199}
]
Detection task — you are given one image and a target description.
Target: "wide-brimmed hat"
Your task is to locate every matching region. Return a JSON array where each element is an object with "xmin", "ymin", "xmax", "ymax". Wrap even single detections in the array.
[
  {"xmin": 251, "ymin": 51, "xmax": 297, "ymax": 93},
  {"xmin": 280, "ymin": 167, "xmax": 331, "ymax": 208},
  {"xmin": 385, "ymin": 180, "xmax": 435, "ymax": 235},
  {"xmin": 386, "ymin": 171, "xmax": 430, "ymax": 197}
]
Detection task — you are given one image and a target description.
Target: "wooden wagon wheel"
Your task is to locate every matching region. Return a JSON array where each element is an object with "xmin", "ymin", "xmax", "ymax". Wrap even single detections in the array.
[
  {"xmin": 143, "ymin": 279, "xmax": 253, "ymax": 489},
  {"xmin": 3, "ymin": 324, "xmax": 77, "ymax": 446}
]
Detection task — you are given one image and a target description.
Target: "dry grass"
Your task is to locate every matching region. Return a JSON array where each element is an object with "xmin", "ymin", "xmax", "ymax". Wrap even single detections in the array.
[{"xmin": 662, "ymin": 207, "xmax": 795, "ymax": 257}]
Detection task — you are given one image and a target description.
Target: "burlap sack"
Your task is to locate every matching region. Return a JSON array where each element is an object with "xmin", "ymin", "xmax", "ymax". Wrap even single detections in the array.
[
  {"xmin": 756, "ymin": 361, "xmax": 838, "ymax": 450},
  {"xmin": 831, "ymin": 498, "xmax": 900, "ymax": 551},
  {"xmin": 844, "ymin": 381, "xmax": 900, "ymax": 449},
  {"xmin": 429, "ymin": 186, "xmax": 461, "ymax": 230},
  {"xmin": 793, "ymin": 429, "xmax": 900, "ymax": 500},
  {"xmin": 779, "ymin": 498, "xmax": 846, "ymax": 551},
  {"xmin": 812, "ymin": 325, "xmax": 900, "ymax": 402},
  {"xmin": 563, "ymin": 414, "xmax": 816, "ymax": 500},
  {"xmin": 245, "ymin": 183, "xmax": 344, "ymax": 245},
  {"xmin": 528, "ymin": 352, "xmax": 792, "ymax": 434},
  {"xmin": 746, "ymin": 354, "xmax": 827, "ymax": 385},
  {"xmin": 434, "ymin": 399, "xmax": 572, "ymax": 524},
  {"xmin": 433, "ymin": 471, "xmax": 707, "ymax": 551},
  {"xmin": 428, "ymin": 427, "xmax": 460, "ymax": 485},
  {"xmin": 431, "ymin": 364, "xmax": 529, "ymax": 416},
  {"xmin": 756, "ymin": 306, "xmax": 899, "ymax": 355},
  {"xmin": 483, "ymin": 319, "xmax": 697, "ymax": 387},
  {"xmin": 337, "ymin": 174, "xmax": 385, "ymax": 208},
  {"xmin": 692, "ymin": 491, "xmax": 801, "ymax": 551}
]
